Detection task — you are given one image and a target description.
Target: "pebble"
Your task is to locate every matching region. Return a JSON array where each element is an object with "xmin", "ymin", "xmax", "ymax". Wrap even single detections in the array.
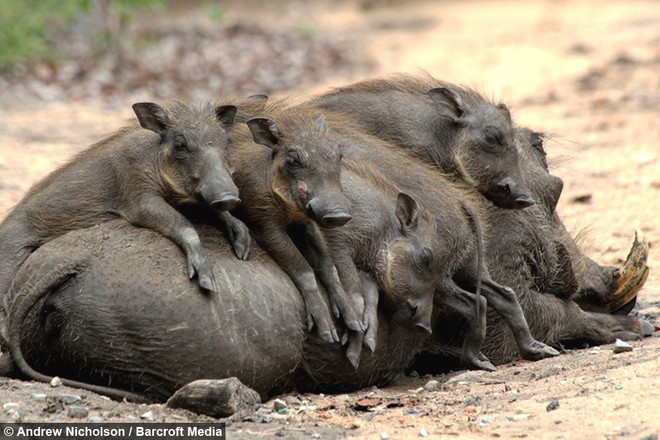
[
  {"xmin": 140, "ymin": 411, "xmax": 154, "ymax": 421},
  {"xmin": 32, "ymin": 393, "xmax": 48, "ymax": 401},
  {"xmin": 56, "ymin": 393, "xmax": 82, "ymax": 404},
  {"xmin": 424, "ymin": 379, "xmax": 440, "ymax": 391},
  {"xmin": 363, "ymin": 413, "xmax": 374, "ymax": 421},
  {"xmin": 613, "ymin": 339, "xmax": 633, "ymax": 353},
  {"xmin": 419, "ymin": 428, "xmax": 429, "ymax": 437},
  {"xmin": 50, "ymin": 376, "xmax": 63, "ymax": 387},
  {"xmin": 546, "ymin": 399, "xmax": 560, "ymax": 412},
  {"xmin": 311, "ymin": 433, "xmax": 321, "ymax": 439},
  {"xmin": 273, "ymin": 399, "xmax": 288, "ymax": 411},
  {"xmin": 380, "ymin": 433, "xmax": 390, "ymax": 440},
  {"xmin": 446, "ymin": 370, "xmax": 487, "ymax": 385},
  {"xmin": 476, "ymin": 416, "xmax": 493, "ymax": 426},
  {"xmin": 3, "ymin": 402, "xmax": 19, "ymax": 412},
  {"xmin": 89, "ymin": 416, "xmax": 104, "ymax": 423},
  {"xmin": 409, "ymin": 370, "xmax": 419, "ymax": 377},
  {"xmin": 67, "ymin": 405, "xmax": 89, "ymax": 419}
]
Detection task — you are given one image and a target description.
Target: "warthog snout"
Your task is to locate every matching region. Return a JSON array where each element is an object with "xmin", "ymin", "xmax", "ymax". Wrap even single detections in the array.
[
  {"xmin": 209, "ymin": 193, "xmax": 242, "ymax": 211},
  {"xmin": 306, "ymin": 198, "xmax": 352, "ymax": 228},
  {"xmin": 408, "ymin": 298, "xmax": 433, "ymax": 335},
  {"xmin": 199, "ymin": 183, "xmax": 241, "ymax": 211},
  {"xmin": 495, "ymin": 177, "xmax": 535, "ymax": 209}
]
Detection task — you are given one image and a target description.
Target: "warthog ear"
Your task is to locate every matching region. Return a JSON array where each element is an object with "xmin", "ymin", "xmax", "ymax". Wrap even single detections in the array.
[
  {"xmin": 497, "ymin": 102, "xmax": 512, "ymax": 121},
  {"xmin": 428, "ymin": 87, "xmax": 465, "ymax": 120},
  {"xmin": 395, "ymin": 192, "xmax": 419, "ymax": 232},
  {"xmin": 216, "ymin": 105, "xmax": 238, "ymax": 126},
  {"xmin": 247, "ymin": 117, "xmax": 281, "ymax": 149},
  {"xmin": 315, "ymin": 114, "xmax": 328, "ymax": 136},
  {"xmin": 133, "ymin": 102, "xmax": 171, "ymax": 134}
]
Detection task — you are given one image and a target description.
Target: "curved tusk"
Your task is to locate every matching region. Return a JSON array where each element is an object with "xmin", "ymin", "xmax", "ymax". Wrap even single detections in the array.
[{"xmin": 608, "ymin": 229, "xmax": 650, "ymax": 313}]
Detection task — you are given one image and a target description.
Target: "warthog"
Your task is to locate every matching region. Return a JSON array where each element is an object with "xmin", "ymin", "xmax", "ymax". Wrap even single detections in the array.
[
  {"xmin": 414, "ymin": 128, "xmax": 652, "ymax": 370},
  {"xmin": 305, "ymin": 158, "xmax": 446, "ymax": 368},
  {"xmin": 310, "ymin": 109, "xmax": 558, "ymax": 370},
  {"xmin": 0, "ymin": 101, "xmax": 248, "ymax": 301},
  {"xmin": 311, "ymin": 73, "xmax": 534, "ymax": 209},
  {"xmin": 227, "ymin": 103, "xmax": 360, "ymax": 343}
]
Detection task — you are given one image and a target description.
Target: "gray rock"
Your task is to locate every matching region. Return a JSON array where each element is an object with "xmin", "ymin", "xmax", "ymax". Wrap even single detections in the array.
[
  {"xmin": 613, "ymin": 339, "xmax": 633, "ymax": 353},
  {"xmin": 56, "ymin": 394, "xmax": 82, "ymax": 404},
  {"xmin": 167, "ymin": 377, "xmax": 261, "ymax": 418},
  {"xmin": 50, "ymin": 376, "xmax": 62, "ymax": 387},
  {"xmin": 546, "ymin": 399, "xmax": 560, "ymax": 412},
  {"xmin": 272, "ymin": 399, "xmax": 288, "ymax": 412},
  {"xmin": 67, "ymin": 405, "xmax": 89, "ymax": 419},
  {"xmin": 424, "ymin": 379, "xmax": 440, "ymax": 391},
  {"xmin": 140, "ymin": 411, "xmax": 154, "ymax": 421}
]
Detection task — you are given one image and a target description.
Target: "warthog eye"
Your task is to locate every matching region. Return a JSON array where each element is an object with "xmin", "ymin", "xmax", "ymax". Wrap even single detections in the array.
[
  {"xmin": 484, "ymin": 129, "xmax": 504, "ymax": 148},
  {"xmin": 415, "ymin": 247, "xmax": 434, "ymax": 271},
  {"xmin": 172, "ymin": 135, "xmax": 189, "ymax": 160},
  {"xmin": 285, "ymin": 152, "xmax": 303, "ymax": 173}
]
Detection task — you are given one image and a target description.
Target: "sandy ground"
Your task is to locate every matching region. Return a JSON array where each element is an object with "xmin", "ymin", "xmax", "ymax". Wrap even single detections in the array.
[{"xmin": 0, "ymin": 0, "xmax": 658, "ymax": 438}]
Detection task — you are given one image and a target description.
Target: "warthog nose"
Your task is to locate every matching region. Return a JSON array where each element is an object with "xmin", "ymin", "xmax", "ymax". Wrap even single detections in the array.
[
  {"xmin": 209, "ymin": 193, "xmax": 241, "ymax": 211},
  {"xmin": 512, "ymin": 194, "xmax": 535, "ymax": 209},
  {"xmin": 496, "ymin": 177, "xmax": 535, "ymax": 209},
  {"xmin": 319, "ymin": 210, "xmax": 352, "ymax": 228},
  {"xmin": 306, "ymin": 198, "xmax": 351, "ymax": 228}
]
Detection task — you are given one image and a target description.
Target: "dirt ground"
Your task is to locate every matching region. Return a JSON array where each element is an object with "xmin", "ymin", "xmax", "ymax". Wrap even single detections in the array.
[{"xmin": 0, "ymin": 0, "xmax": 658, "ymax": 438}]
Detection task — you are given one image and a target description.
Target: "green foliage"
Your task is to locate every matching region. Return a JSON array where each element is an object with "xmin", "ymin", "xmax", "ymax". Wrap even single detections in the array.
[
  {"xmin": 0, "ymin": 0, "xmax": 167, "ymax": 72},
  {"xmin": 203, "ymin": 3, "xmax": 225, "ymax": 26},
  {"xmin": 0, "ymin": 0, "xmax": 90, "ymax": 71}
]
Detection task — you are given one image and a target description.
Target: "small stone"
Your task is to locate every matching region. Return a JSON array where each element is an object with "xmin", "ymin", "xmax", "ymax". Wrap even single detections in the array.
[
  {"xmin": 167, "ymin": 377, "xmax": 261, "ymax": 418},
  {"xmin": 613, "ymin": 339, "xmax": 633, "ymax": 353},
  {"xmin": 512, "ymin": 414, "xmax": 530, "ymax": 421},
  {"xmin": 381, "ymin": 433, "xmax": 390, "ymax": 440},
  {"xmin": 56, "ymin": 394, "xmax": 82, "ymax": 404},
  {"xmin": 464, "ymin": 395, "xmax": 481, "ymax": 406},
  {"xmin": 140, "ymin": 411, "xmax": 154, "ymax": 420},
  {"xmin": 32, "ymin": 393, "xmax": 48, "ymax": 401},
  {"xmin": 409, "ymin": 370, "xmax": 419, "ymax": 377},
  {"xmin": 89, "ymin": 416, "xmax": 104, "ymax": 423},
  {"xmin": 67, "ymin": 405, "xmax": 89, "ymax": 419},
  {"xmin": 446, "ymin": 370, "xmax": 487, "ymax": 385},
  {"xmin": 50, "ymin": 376, "xmax": 62, "ymax": 387},
  {"xmin": 546, "ymin": 399, "xmax": 560, "ymax": 412},
  {"xmin": 504, "ymin": 384, "xmax": 512, "ymax": 392},
  {"xmin": 273, "ymin": 399, "xmax": 288, "ymax": 411},
  {"xmin": 283, "ymin": 395, "xmax": 301, "ymax": 406},
  {"xmin": 615, "ymin": 385, "xmax": 623, "ymax": 390},
  {"xmin": 424, "ymin": 379, "xmax": 440, "ymax": 391},
  {"xmin": 419, "ymin": 428, "xmax": 429, "ymax": 437},
  {"xmin": 363, "ymin": 413, "xmax": 374, "ymax": 421},
  {"xmin": 3, "ymin": 402, "xmax": 19, "ymax": 412},
  {"xmin": 311, "ymin": 433, "xmax": 321, "ymax": 439},
  {"xmin": 465, "ymin": 405, "xmax": 478, "ymax": 414}
]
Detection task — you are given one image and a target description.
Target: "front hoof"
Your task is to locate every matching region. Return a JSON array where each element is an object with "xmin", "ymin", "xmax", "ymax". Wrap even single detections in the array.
[
  {"xmin": 521, "ymin": 340, "xmax": 560, "ymax": 361},
  {"xmin": 197, "ymin": 273, "xmax": 218, "ymax": 293},
  {"xmin": 231, "ymin": 227, "xmax": 252, "ymax": 261},
  {"xmin": 461, "ymin": 352, "xmax": 497, "ymax": 372}
]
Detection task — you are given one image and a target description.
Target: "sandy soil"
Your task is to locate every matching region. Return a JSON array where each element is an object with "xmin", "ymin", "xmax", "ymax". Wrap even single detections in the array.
[{"xmin": 0, "ymin": 0, "xmax": 658, "ymax": 438}]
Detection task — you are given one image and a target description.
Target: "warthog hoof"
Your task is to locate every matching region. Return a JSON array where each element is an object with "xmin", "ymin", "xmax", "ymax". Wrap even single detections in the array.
[
  {"xmin": 461, "ymin": 352, "xmax": 497, "ymax": 372},
  {"xmin": 520, "ymin": 340, "xmax": 560, "ymax": 361}
]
